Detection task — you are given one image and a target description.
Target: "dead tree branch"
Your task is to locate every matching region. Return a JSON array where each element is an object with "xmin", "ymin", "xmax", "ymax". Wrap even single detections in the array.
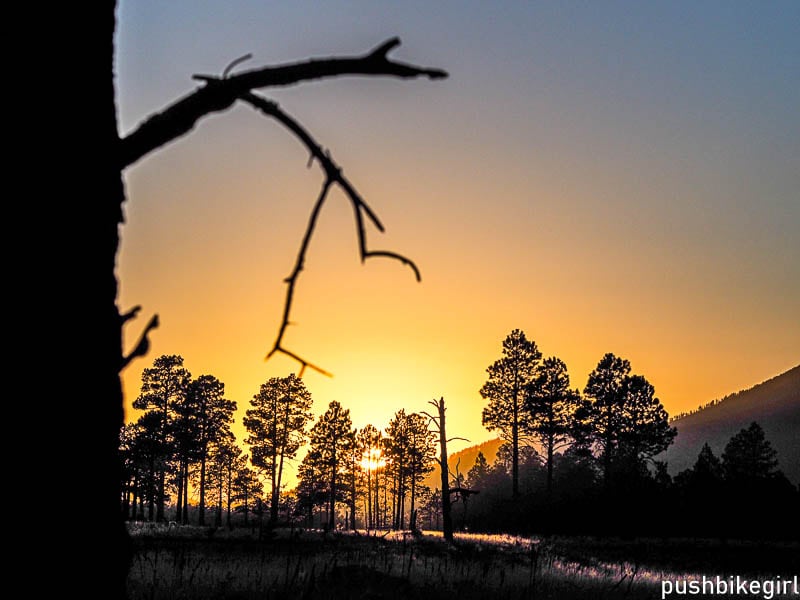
[
  {"xmin": 120, "ymin": 37, "xmax": 447, "ymax": 168},
  {"xmin": 240, "ymin": 92, "xmax": 421, "ymax": 376},
  {"xmin": 119, "ymin": 39, "xmax": 445, "ymax": 377},
  {"xmin": 120, "ymin": 314, "xmax": 159, "ymax": 371}
]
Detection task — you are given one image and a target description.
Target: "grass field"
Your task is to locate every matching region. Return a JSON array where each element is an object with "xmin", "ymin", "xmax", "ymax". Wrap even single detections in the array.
[{"xmin": 126, "ymin": 526, "xmax": 799, "ymax": 599}]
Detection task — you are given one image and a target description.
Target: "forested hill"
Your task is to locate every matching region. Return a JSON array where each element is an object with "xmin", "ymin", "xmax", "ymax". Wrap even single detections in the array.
[
  {"xmin": 423, "ymin": 438, "xmax": 504, "ymax": 491},
  {"xmin": 662, "ymin": 365, "xmax": 800, "ymax": 483},
  {"xmin": 427, "ymin": 366, "xmax": 799, "ymax": 491}
]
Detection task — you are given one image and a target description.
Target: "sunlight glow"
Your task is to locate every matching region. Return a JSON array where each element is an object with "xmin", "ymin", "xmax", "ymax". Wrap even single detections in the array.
[{"xmin": 360, "ymin": 448, "xmax": 386, "ymax": 472}]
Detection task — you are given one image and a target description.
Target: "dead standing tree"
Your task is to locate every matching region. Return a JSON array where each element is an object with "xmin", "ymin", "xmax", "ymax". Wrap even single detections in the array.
[
  {"xmin": 98, "ymin": 10, "xmax": 447, "ymax": 596},
  {"xmin": 422, "ymin": 397, "xmax": 468, "ymax": 542}
]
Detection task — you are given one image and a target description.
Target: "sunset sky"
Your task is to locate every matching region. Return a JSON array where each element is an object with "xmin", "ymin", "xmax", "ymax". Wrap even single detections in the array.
[{"xmin": 116, "ymin": 1, "xmax": 799, "ymax": 469}]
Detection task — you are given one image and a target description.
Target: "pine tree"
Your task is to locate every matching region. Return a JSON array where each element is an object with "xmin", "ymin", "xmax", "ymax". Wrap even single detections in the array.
[
  {"xmin": 581, "ymin": 354, "xmax": 675, "ymax": 484},
  {"xmin": 480, "ymin": 329, "xmax": 542, "ymax": 498},
  {"xmin": 526, "ymin": 356, "xmax": 583, "ymax": 494},
  {"xmin": 244, "ymin": 374, "xmax": 313, "ymax": 526},
  {"xmin": 307, "ymin": 401, "xmax": 355, "ymax": 530},
  {"xmin": 722, "ymin": 422, "xmax": 779, "ymax": 481},
  {"xmin": 132, "ymin": 355, "xmax": 191, "ymax": 521}
]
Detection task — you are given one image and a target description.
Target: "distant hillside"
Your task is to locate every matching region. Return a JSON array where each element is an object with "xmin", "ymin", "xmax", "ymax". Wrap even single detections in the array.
[
  {"xmin": 423, "ymin": 438, "xmax": 504, "ymax": 490},
  {"xmin": 423, "ymin": 366, "xmax": 799, "ymax": 490},
  {"xmin": 661, "ymin": 365, "xmax": 800, "ymax": 483}
]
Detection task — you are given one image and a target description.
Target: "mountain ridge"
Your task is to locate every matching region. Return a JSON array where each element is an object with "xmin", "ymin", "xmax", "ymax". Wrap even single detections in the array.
[
  {"xmin": 430, "ymin": 365, "xmax": 800, "ymax": 489},
  {"xmin": 662, "ymin": 364, "xmax": 800, "ymax": 483}
]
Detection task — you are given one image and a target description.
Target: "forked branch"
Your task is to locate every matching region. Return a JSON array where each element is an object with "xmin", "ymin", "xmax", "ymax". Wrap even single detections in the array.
[
  {"xmin": 120, "ymin": 37, "xmax": 447, "ymax": 168},
  {"xmin": 242, "ymin": 92, "xmax": 420, "ymax": 376},
  {"xmin": 120, "ymin": 39, "xmax": 445, "ymax": 376}
]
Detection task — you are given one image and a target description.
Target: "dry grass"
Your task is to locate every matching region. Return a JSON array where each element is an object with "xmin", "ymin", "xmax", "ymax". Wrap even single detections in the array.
[{"xmin": 126, "ymin": 526, "xmax": 798, "ymax": 599}]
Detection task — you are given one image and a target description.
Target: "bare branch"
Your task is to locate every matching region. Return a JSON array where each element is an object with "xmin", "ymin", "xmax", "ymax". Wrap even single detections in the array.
[
  {"xmin": 242, "ymin": 92, "xmax": 421, "ymax": 376},
  {"xmin": 446, "ymin": 437, "xmax": 470, "ymax": 443},
  {"xmin": 120, "ymin": 305, "xmax": 142, "ymax": 324},
  {"xmin": 120, "ymin": 314, "xmax": 159, "ymax": 371},
  {"xmin": 263, "ymin": 178, "xmax": 334, "ymax": 377},
  {"xmin": 120, "ymin": 37, "xmax": 447, "ymax": 168},
  {"xmin": 243, "ymin": 93, "xmax": 420, "ymax": 280}
]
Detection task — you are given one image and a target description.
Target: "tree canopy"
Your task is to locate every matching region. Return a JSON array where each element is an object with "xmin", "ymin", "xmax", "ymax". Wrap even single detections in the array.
[{"xmin": 480, "ymin": 329, "xmax": 542, "ymax": 497}]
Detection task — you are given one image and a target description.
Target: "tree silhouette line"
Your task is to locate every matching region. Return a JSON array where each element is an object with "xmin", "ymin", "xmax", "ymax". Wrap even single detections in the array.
[{"xmin": 121, "ymin": 330, "xmax": 798, "ymax": 540}]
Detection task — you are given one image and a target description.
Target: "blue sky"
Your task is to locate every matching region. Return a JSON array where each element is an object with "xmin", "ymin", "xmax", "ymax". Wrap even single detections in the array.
[{"xmin": 116, "ymin": 1, "xmax": 799, "ymax": 454}]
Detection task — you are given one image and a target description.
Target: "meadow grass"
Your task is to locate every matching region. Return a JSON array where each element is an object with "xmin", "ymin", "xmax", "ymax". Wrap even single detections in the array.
[{"xmin": 127, "ymin": 526, "xmax": 798, "ymax": 599}]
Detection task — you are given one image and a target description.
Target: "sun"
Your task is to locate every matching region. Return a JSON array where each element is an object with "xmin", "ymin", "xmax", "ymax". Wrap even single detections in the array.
[{"xmin": 360, "ymin": 448, "xmax": 386, "ymax": 472}]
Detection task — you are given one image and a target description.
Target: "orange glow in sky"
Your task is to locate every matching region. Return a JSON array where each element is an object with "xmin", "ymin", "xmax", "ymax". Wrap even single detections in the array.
[
  {"xmin": 361, "ymin": 449, "xmax": 386, "ymax": 473},
  {"xmin": 117, "ymin": 2, "xmax": 800, "ymax": 481}
]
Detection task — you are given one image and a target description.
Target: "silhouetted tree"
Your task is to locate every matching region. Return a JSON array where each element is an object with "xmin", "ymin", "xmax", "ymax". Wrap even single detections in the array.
[
  {"xmin": 676, "ymin": 442, "xmax": 724, "ymax": 489},
  {"xmin": 581, "ymin": 354, "xmax": 675, "ymax": 484},
  {"xmin": 673, "ymin": 443, "xmax": 725, "ymax": 536},
  {"xmin": 296, "ymin": 448, "xmax": 326, "ymax": 526},
  {"xmin": 718, "ymin": 422, "xmax": 797, "ymax": 539},
  {"xmin": 481, "ymin": 329, "xmax": 542, "ymax": 498},
  {"xmin": 207, "ymin": 434, "xmax": 241, "ymax": 528},
  {"xmin": 526, "ymin": 356, "xmax": 583, "ymax": 494},
  {"xmin": 127, "ymin": 412, "xmax": 163, "ymax": 521},
  {"xmin": 407, "ymin": 413, "xmax": 436, "ymax": 530},
  {"xmin": 467, "ymin": 451, "xmax": 491, "ymax": 490},
  {"xmin": 119, "ymin": 423, "xmax": 139, "ymax": 519},
  {"xmin": 494, "ymin": 442, "xmax": 540, "ymax": 477},
  {"xmin": 308, "ymin": 401, "xmax": 355, "ymax": 530},
  {"xmin": 357, "ymin": 424, "xmax": 384, "ymax": 529},
  {"xmin": 384, "ymin": 410, "xmax": 435, "ymax": 529},
  {"xmin": 182, "ymin": 374, "xmax": 236, "ymax": 525},
  {"xmin": 132, "ymin": 355, "xmax": 191, "ymax": 521},
  {"xmin": 551, "ymin": 444, "xmax": 598, "ymax": 499},
  {"xmin": 416, "ymin": 486, "xmax": 440, "ymax": 530},
  {"xmin": 224, "ymin": 449, "xmax": 248, "ymax": 528},
  {"xmin": 616, "ymin": 374, "xmax": 676, "ymax": 470},
  {"xmin": 722, "ymin": 421, "xmax": 780, "ymax": 481},
  {"xmin": 581, "ymin": 353, "xmax": 630, "ymax": 485},
  {"xmin": 422, "ymin": 397, "xmax": 460, "ymax": 541},
  {"xmin": 233, "ymin": 463, "xmax": 263, "ymax": 527},
  {"xmin": 244, "ymin": 374, "xmax": 313, "ymax": 527}
]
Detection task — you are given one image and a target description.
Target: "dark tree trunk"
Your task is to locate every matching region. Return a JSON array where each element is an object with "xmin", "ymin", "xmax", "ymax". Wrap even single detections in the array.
[
  {"xmin": 512, "ymin": 377, "xmax": 520, "ymax": 498},
  {"xmin": 226, "ymin": 464, "xmax": 233, "ymax": 529},
  {"xmin": 199, "ymin": 453, "xmax": 207, "ymax": 525},
  {"xmin": 147, "ymin": 459, "xmax": 155, "ymax": 521},
  {"xmin": 436, "ymin": 398, "xmax": 454, "ymax": 542},
  {"xmin": 182, "ymin": 462, "xmax": 189, "ymax": 524},
  {"xmin": 270, "ymin": 453, "xmax": 279, "ymax": 527},
  {"xmin": 328, "ymin": 447, "xmax": 337, "ymax": 530},
  {"xmin": 604, "ymin": 408, "xmax": 613, "ymax": 487},
  {"xmin": 546, "ymin": 434, "xmax": 554, "ymax": 495},
  {"xmin": 176, "ymin": 458, "xmax": 184, "ymax": 523},
  {"xmin": 409, "ymin": 465, "xmax": 417, "ymax": 531},
  {"xmin": 71, "ymin": 3, "xmax": 132, "ymax": 597},
  {"xmin": 216, "ymin": 473, "xmax": 223, "ymax": 527},
  {"xmin": 350, "ymin": 453, "xmax": 357, "ymax": 530}
]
